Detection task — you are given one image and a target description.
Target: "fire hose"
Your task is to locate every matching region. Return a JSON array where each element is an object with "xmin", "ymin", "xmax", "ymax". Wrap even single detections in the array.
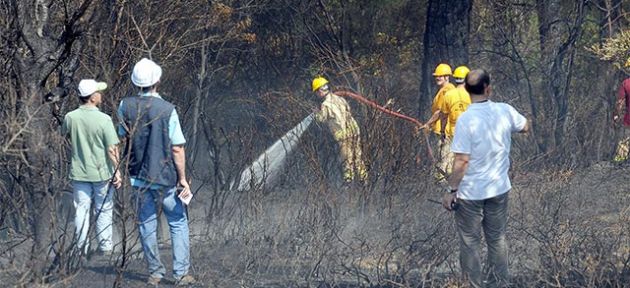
[{"xmin": 334, "ymin": 90, "xmax": 435, "ymax": 163}]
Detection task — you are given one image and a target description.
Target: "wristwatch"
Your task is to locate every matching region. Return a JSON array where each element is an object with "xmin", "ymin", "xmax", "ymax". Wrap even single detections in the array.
[{"xmin": 447, "ymin": 186, "xmax": 458, "ymax": 194}]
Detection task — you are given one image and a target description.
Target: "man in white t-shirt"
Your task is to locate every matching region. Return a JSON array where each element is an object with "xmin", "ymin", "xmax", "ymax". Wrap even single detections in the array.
[{"xmin": 442, "ymin": 69, "xmax": 529, "ymax": 288}]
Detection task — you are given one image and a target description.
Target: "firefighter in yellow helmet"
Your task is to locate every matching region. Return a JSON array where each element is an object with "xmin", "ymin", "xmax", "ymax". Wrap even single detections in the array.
[
  {"xmin": 437, "ymin": 65, "xmax": 471, "ymax": 177},
  {"xmin": 421, "ymin": 63, "xmax": 456, "ymax": 182},
  {"xmin": 312, "ymin": 76, "xmax": 367, "ymax": 183}
]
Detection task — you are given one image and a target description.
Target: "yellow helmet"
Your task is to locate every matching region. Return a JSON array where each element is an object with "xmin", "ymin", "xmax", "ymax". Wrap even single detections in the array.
[
  {"xmin": 312, "ymin": 76, "xmax": 329, "ymax": 92},
  {"xmin": 453, "ymin": 66, "xmax": 470, "ymax": 79},
  {"xmin": 432, "ymin": 63, "xmax": 452, "ymax": 76},
  {"xmin": 625, "ymin": 58, "xmax": 630, "ymax": 68}
]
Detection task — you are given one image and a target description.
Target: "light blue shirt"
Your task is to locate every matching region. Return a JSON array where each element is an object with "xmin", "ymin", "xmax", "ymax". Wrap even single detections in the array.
[{"xmin": 118, "ymin": 92, "xmax": 186, "ymax": 188}]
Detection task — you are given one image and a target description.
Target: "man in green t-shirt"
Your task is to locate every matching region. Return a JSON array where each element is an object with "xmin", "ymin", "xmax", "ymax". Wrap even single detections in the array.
[{"xmin": 62, "ymin": 79, "xmax": 121, "ymax": 255}]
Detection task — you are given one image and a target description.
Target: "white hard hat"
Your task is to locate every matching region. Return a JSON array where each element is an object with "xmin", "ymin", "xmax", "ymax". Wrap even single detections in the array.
[
  {"xmin": 131, "ymin": 58, "xmax": 162, "ymax": 87},
  {"xmin": 78, "ymin": 79, "xmax": 107, "ymax": 97}
]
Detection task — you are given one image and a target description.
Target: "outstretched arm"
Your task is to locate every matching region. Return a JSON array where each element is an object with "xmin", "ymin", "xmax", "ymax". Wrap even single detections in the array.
[
  {"xmin": 315, "ymin": 104, "xmax": 329, "ymax": 122},
  {"xmin": 422, "ymin": 110, "xmax": 442, "ymax": 130}
]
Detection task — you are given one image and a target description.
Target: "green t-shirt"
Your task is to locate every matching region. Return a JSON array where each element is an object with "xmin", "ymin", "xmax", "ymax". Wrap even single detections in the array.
[{"xmin": 62, "ymin": 106, "xmax": 120, "ymax": 182}]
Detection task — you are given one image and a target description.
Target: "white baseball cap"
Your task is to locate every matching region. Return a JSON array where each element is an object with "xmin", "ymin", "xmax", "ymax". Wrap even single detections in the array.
[
  {"xmin": 78, "ymin": 79, "xmax": 108, "ymax": 97},
  {"xmin": 131, "ymin": 58, "xmax": 162, "ymax": 87}
]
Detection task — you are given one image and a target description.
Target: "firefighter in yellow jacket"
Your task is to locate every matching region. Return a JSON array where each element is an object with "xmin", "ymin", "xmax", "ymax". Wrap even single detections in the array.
[
  {"xmin": 422, "ymin": 63, "xmax": 456, "ymax": 181},
  {"xmin": 312, "ymin": 76, "xmax": 367, "ymax": 182},
  {"xmin": 438, "ymin": 65, "xmax": 471, "ymax": 176}
]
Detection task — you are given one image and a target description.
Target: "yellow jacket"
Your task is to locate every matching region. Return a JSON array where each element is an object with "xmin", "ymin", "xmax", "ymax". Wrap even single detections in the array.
[
  {"xmin": 315, "ymin": 93, "xmax": 360, "ymax": 141},
  {"xmin": 430, "ymin": 83, "xmax": 455, "ymax": 134},
  {"xmin": 440, "ymin": 85, "xmax": 471, "ymax": 137}
]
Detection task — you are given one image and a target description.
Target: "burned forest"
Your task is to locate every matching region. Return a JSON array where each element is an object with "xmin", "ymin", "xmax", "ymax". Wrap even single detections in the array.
[{"xmin": 0, "ymin": 0, "xmax": 629, "ymax": 287}]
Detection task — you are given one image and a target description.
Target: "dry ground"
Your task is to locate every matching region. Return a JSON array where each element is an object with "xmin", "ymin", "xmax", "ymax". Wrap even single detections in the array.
[{"xmin": 2, "ymin": 161, "xmax": 629, "ymax": 287}]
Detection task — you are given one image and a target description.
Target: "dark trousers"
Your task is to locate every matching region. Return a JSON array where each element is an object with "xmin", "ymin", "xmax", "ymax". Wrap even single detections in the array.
[{"xmin": 455, "ymin": 192, "xmax": 509, "ymax": 288}]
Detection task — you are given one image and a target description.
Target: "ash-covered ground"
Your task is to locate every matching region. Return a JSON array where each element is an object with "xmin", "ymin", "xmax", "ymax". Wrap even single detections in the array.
[{"xmin": 46, "ymin": 161, "xmax": 630, "ymax": 287}]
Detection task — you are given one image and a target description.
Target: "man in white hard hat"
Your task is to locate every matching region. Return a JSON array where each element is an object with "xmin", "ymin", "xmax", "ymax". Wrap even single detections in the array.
[
  {"xmin": 117, "ymin": 58, "xmax": 195, "ymax": 286},
  {"xmin": 62, "ymin": 79, "xmax": 121, "ymax": 257}
]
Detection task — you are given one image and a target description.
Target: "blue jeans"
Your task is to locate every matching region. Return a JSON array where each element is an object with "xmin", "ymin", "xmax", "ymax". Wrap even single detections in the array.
[
  {"xmin": 72, "ymin": 180, "xmax": 114, "ymax": 253},
  {"xmin": 135, "ymin": 186, "xmax": 190, "ymax": 279},
  {"xmin": 455, "ymin": 193, "xmax": 509, "ymax": 288}
]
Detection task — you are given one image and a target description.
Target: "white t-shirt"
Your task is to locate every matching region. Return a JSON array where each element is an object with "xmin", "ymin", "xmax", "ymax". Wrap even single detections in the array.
[{"xmin": 451, "ymin": 101, "xmax": 527, "ymax": 200}]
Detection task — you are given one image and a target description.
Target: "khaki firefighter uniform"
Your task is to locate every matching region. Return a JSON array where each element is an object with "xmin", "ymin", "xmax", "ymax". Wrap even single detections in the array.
[{"xmin": 315, "ymin": 92, "xmax": 367, "ymax": 182}]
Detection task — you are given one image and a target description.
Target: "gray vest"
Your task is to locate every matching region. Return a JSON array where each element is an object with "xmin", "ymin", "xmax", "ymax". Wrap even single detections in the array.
[{"xmin": 121, "ymin": 96, "xmax": 177, "ymax": 186}]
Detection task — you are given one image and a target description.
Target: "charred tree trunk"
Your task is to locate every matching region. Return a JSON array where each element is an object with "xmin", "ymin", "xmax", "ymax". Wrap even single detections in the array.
[
  {"xmin": 4, "ymin": 0, "xmax": 95, "ymax": 282},
  {"xmin": 418, "ymin": 0, "xmax": 472, "ymax": 118},
  {"xmin": 535, "ymin": 0, "xmax": 586, "ymax": 153}
]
